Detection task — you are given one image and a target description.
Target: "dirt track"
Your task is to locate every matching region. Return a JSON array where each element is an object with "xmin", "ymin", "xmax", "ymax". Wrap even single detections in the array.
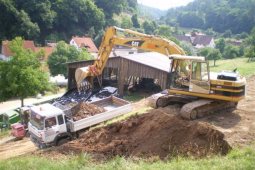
[{"xmin": 0, "ymin": 137, "xmax": 36, "ymax": 160}]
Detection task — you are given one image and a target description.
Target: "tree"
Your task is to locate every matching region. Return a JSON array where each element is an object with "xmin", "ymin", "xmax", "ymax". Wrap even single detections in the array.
[
  {"xmin": 121, "ymin": 17, "xmax": 133, "ymax": 29},
  {"xmin": 246, "ymin": 27, "xmax": 255, "ymax": 62},
  {"xmin": 180, "ymin": 42, "xmax": 195, "ymax": 55},
  {"xmin": 198, "ymin": 47, "xmax": 212, "ymax": 57},
  {"xmin": 177, "ymin": 12, "xmax": 204, "ymax": 29},
  {"xmin": 94, "ymin": 0, "xmax": 126, "ymax": 20},
  {"xmin": 215, "ymin": 38, "xmax": 226, "ymax": 54},
  {"xmin": 155, "ymin": 25, "xmax": 172, "ymax": 38},
  {"xmin": 52, "ymin": 0, "xmax": 105, "ymax": 41},
  {"xmin": 0, "ymin": 37, "xmax": 50, "ymax": 106},
  {"xmin": 0, "ymin": 1, "xmax": 40, "ymax": 41},
  {"xmin": 48, "ymin": 41, "xmax": 93, "ymax": 77},
  {"xmin": 131, "ymin": 14, "xmax": 140, "ymax": 28},
  {"xmin": 142, "ymin": 20, "xmax": 157, "ymax": 34},
  {"xmin": 223, "ymin": 30, "xmax": 232, "ymax": 38},
  {"xmin": 198, "ymin": 47, "xmax": 222, "ymax": 66},
  {"xmin": 14, "ymin": 0, "xmax": 57, "ymax": 43},
  {"xmin": 223, "ymin": 45, "xmax": 240, "ymax": 59},
  {"xmin": 207, "ymin": 49, "xmax": 222, "ymax": 66}
]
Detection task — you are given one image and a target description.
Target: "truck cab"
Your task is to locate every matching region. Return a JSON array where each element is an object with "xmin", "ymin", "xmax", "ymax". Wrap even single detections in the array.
[{"xmin": 28, "ymin": 103, "xmax": 68, "ymax": 148}]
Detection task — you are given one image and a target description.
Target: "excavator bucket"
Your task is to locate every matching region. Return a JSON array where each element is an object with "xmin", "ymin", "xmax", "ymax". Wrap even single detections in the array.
[{"xmin": 75, "ymin": 66, "xmax": 92, "ymax": 91}]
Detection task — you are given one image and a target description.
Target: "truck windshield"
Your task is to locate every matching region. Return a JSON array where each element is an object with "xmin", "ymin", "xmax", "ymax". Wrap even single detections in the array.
[{"xmin": 30, "ymin": 111, "xmax": 44, "ymax": 130}]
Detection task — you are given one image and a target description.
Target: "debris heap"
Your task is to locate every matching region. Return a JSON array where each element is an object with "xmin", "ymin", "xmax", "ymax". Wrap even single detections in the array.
[
  {"xmin": 59, "ymin": 108, "xmax": 231, "ymax": 159},
  {"xmin": 71, "ymin": 102, "xmax": 106, "ymax": 121}
]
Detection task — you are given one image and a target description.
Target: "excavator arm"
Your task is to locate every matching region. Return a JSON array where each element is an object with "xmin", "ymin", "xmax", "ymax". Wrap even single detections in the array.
[{"xmin": 75, "ymin": 26, "xmax": 186, "ymax": 89}]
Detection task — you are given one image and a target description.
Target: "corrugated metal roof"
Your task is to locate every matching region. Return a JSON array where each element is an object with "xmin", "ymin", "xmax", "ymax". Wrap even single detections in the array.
[{"xmin": 121, "ymin": 52, "xmax": 171, "ymax": 73}]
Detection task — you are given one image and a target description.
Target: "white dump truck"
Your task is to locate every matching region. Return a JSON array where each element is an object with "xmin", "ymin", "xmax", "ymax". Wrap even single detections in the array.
[{"xmin": 28, "ymin": 96, "xmax": 132, "ymax": 148}]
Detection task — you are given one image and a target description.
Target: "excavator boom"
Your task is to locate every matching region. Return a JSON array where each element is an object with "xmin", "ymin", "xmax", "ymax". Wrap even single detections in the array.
[{"xmin": 75, "ymin": 26, "xmax": 185, "ymax": 89}]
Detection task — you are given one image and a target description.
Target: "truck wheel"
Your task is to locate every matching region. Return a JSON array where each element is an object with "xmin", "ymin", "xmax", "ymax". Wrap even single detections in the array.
[
  {"xmin": 39, "ymin": 143, "xmax": 47, "ymax": 149},
  {"xmin": 25, "ymin": 131, "xmax": 30, "ymax": 137},
  {"xmin": 57, "ymin": 138, "xmax": 69, "ymax": 146}
]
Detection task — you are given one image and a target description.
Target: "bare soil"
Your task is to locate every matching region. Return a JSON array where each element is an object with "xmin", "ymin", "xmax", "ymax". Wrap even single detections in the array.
[
  {"xmin": 0, "ymin": 137, "xmax": 37, "ymax": 160},
  {"xmin": 59, "ymin": 110, "xmax": 230, "ymax": 159},
  {"xmin": 71, "ymin": 102, "xmax": 106, "ymax": 121}
]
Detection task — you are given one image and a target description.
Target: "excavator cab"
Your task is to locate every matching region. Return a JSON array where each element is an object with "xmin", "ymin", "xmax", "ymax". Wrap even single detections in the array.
[
  {"xmin": 190, "ymin": 61, "xmax": 210, "ymax": 94},
  {"xmin": 169, "ymin": 55, "xmax": 210, "ymax": 94}
]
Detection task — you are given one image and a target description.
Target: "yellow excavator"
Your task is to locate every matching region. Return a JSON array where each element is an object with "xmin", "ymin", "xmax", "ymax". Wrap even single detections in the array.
[{"xmin": 75, "ymin": 26, "xmax": 246, "ymax": 119}]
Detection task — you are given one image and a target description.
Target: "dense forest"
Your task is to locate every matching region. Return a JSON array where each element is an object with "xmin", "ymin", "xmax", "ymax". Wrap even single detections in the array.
[
  {"xmin": 0, "ymin": 0, "xmax": 137, "ymax": 44},
  {"xmin": 163, "ymin": 0, "xmax": 255, "ymax": 34},
  {"xmin": 1, "ymin": 0, "xmax": 255, "ymax": 45}
]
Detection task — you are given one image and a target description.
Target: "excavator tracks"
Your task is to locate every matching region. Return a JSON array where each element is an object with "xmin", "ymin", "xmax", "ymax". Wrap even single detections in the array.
[
  {"xmin": 180, "ymin": 100, "xmax": 237, "ymax": 120},
  {"xmin": 148, "ymin": 93, "xmax": 237, "ymax": 120}
]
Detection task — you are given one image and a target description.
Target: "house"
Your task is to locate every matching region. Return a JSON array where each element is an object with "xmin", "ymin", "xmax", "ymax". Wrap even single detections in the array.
[
  {"xmin": 174, "ymin": 33, "xmax": 215, "ymax": 49},
  {"xmin": 1, "ymin": 40, "xmax": 36, "ymax": 58},
  {"xmin": 192, "ymin": 35, "xmax": 215, "ymax": 49},
  {"xmin": 70, "ymin": 36, "xmax": 98, "ymax": 57},
  {"xmin": 1, "ymin": 40, "xmax": 54, "ymax": 62}
]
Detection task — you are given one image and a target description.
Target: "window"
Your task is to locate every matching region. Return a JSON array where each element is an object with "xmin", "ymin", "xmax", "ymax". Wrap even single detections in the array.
[
  {"xmin": 45, "ymin": 117, "xmax": 57, "ymax": 128},
  {"xmin": 192, "ymin": 62, "xmax": 209, "ymax": 81},
  {"xmin": 57, "ymin": 115, "xmax": 64, "ymax": 125}
]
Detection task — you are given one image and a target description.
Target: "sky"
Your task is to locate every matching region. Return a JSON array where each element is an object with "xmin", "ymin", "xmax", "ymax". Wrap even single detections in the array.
[{"xmin": 138, "ymin": 0, "xmax": 194, "ymax": 10}]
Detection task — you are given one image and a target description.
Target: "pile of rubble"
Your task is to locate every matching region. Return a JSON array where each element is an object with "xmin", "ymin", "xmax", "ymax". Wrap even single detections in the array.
[
  {"xmin": 71, "ymin": 102, "xmax": 106, "ymax": 121},
  {"xmin": 59, "ymin": 107, "xmax": 231, "ymax": 159}
]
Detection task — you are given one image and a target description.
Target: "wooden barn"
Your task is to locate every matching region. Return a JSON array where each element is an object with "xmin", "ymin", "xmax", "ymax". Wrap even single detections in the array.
[{"xmin": 67, "ymin": 52, "xmax": 172, "ymax": 96}]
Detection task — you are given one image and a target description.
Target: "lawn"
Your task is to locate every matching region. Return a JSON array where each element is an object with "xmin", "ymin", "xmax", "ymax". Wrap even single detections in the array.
[
  {"xmin": 209, "ymin": 58, "xmax": 255, "ymax": 77},
  {"xmin": 0, "ymin": 146, "xmax": 254, "ymax": 170}
]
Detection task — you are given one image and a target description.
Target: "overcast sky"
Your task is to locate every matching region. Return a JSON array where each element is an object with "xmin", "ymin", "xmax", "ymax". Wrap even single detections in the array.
[{"xmin": 138, "ymin": 0, "xmax": 194, "ymax": 10}]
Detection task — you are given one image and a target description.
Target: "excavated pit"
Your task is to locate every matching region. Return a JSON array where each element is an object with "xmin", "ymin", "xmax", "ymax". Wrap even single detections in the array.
[{"xmin": 59, "ymin": 107, "xmax": 231, "ymax": 159}]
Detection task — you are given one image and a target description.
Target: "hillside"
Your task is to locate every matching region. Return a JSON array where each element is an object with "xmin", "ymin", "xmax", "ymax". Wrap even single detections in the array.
[
  {"xmin": 163, "ymin": 0, "xmax": 255, "ymax": 34},
  {"xmin": 138, "ymin": 4, "xmax": 166, "ymax": 20},
  {"xmin": 0, "ymin": 0, "xmax": 137, "ymax": 44}
]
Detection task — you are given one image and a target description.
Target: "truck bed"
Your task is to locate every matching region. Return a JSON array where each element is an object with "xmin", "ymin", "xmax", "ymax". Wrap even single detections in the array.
[{"xmin": 68, "ymin": 96, "xmax": 132, "ymax": 132}]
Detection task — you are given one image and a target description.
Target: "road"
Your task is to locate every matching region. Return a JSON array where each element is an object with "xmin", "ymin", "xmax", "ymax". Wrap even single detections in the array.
[{"xmin": 0, "ymin": 93, "xmax": 64, "ymax": 113}]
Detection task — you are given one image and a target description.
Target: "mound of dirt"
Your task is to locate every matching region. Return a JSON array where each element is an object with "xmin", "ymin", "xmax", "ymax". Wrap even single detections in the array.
[
  {"xmin": 71, "ymin": 102, "xmax": 106, "ymax": 121},
  {"xmin": 60, "ymin": 108, "xmax": 231, "ymax": 159}
]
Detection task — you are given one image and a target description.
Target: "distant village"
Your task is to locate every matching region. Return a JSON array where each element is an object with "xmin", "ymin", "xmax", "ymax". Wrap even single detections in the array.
[
  {"xmin": 0, "ymin": 36, "xmax": 99, "ymax": 61},
  {"xmin": 0, "ymin": 31, "xmax": 243, "ymax": 62}
]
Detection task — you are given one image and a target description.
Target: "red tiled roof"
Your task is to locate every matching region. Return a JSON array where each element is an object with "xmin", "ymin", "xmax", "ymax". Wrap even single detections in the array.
[
  {"xmin": 1, "ymin": 40, "xmax": 36, "ymax": 57},
  {"xmin": 35, "ymin": 47, "xmax": 54, "ymax": 61},
  {"xmin": 72, "ymin": 36, "xmax": 98, "ymax": 53}
]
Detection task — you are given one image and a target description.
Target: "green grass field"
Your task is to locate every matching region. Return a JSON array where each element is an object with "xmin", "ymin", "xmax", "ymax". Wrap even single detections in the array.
[
  {"xmin": 209, "ymin": 58, "xmax": 255, "ymax": 77},
  {"xmin": 0, "ymin": 146, "xmax": 254, "ymax": 170}
]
